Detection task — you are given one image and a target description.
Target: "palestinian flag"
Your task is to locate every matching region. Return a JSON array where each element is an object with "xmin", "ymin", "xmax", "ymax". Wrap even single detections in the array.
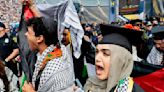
[
  {"xmin": 18, "ymin": 4, "xmax": 36, "ymax": 82},
  {"xmin": 131, "ymin": 61, "xmax": 164, "ymax": 92},
  {"xmin": 18, "ymin": 0, "xmax": 84, "ymax": 82}
]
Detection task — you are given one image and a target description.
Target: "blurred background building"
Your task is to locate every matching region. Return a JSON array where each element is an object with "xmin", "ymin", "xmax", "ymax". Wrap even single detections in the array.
[
  {"xmin": 0, "ymin": 0, "xmax": 21, "ymax": 24},
  {"xmin": 0, "ymin": 0, "xmax": 164, "ymax": 24}
]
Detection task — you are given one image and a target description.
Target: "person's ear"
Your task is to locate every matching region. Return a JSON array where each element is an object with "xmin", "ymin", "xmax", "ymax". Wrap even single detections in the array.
[{"xmin": 36, "ymin": 35, "xmax": 44, "ymax": 43}]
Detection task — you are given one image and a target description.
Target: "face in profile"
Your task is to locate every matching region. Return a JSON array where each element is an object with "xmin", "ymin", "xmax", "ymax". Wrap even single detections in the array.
[
  {"xmin": 62, "ymin": 28, "xmax": 70, "ymax": 46},
  {"xmin": 0, "ymin": 27, "xmax": 6, "ymax": 37},
  {"xmin": 154, "ymin": 39, "xmax": 164, "ymax": 52},
  {"xmin": 95, "ymin": 44, "xmax": 111, "ymax": 80},
  {"xmin": 25, "ymin": 26, "xmax": 38, "ymax": 51}
]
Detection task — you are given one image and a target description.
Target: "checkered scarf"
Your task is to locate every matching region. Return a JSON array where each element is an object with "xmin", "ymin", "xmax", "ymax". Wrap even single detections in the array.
[
  {"xmin": 116, "ymin": 77, "xmax": 129, "ymax": 92},
  {"xmin": 147, "ymin": 46, "xmax": 163, "ymax": 65},
  {"xmin": 32, "ymin": 45, "xmax": 74, "ymax": 91}
]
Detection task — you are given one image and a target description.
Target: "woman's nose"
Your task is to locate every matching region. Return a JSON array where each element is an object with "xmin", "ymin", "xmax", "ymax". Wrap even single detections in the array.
[{"xmin": 95, "ymin": 53, "xmax": 102, "ymax": 63}]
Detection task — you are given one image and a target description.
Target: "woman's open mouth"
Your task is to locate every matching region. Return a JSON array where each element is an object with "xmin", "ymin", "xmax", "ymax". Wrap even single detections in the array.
[{"xmin": 96, "ymin": 65, "xmax": 104, "ymax": 75}]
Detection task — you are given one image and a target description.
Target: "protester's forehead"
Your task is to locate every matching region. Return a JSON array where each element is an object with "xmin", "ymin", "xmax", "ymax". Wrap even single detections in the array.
[
  {"xmin": 96, "ymin": 44, "xmax": 110, "ymax": 49},
  {"xmin": 64, "ymin": 28, "xmax": 70, "ymax": 32},
  {"xmin": 63, "ymin": 29, "xmax": 70, "ymax": 35}
]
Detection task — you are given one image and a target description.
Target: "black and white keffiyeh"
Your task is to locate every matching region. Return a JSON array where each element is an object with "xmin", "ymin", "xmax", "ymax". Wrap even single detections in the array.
[
  {"xmin": 147, "ymin": 46, "xmax": 163, "ymax": 65},
  {"xmin": 32, "ymin": 45, "xmax": 75, "ymax": 92},
  {"xmin": 116, "ymin": 77, "xmax": 129, "ymax": 92}
]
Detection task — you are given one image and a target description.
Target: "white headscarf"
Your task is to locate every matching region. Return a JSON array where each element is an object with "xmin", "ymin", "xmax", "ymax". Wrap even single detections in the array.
[{"xmin": 84, "ymin": 44, "xmax": 133, "ymax": 92}]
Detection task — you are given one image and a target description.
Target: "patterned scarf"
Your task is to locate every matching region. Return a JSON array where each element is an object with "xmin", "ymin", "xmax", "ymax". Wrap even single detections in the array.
[
  {"xmin": 147, "ymin": 46, "xmax": 164, "ymax": 65},
  {"xmin": 40, "ymin": 47, "xmax": 62, "ymax": 70},
  {"xmin": 34, "ymin": 45, "xmax": 62, "ymax": 90},
  {"xmin": 116, "ymin": 77, "xmax": 129, "ymax": 92},
  {"xmin": 32, "ymin": 45, "xmax": 75, "ymax": 91},
  {"xmin": 32, "ymin": 45, "xmax": 55, "ymax": 88}
]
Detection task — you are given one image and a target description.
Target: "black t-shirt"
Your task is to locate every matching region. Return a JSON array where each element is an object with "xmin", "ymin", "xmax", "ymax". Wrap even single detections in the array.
[{"xmin": 0, "ymin": 34, "xmax": 18, "ymax": 60}]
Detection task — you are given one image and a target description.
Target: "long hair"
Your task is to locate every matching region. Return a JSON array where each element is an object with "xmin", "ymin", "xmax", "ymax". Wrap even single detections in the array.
[{"xmin": 0, "ymin": 61, "xmax": 9, "ymax": 92}]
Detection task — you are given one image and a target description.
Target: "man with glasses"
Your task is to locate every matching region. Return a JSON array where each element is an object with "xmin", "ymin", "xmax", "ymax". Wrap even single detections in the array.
[
  {"xmin": 147, "ymin": 26, "xmax": 164, "ymax": 66},
  {"xmin": 130, "ymin": 19, "xmax": 143, "ymax": 29}
]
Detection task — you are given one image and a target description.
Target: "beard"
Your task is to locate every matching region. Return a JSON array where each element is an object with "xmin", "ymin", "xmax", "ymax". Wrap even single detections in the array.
[{"xmin": 156, "ymin": 48, "xmax": 164, "ymax": 53}]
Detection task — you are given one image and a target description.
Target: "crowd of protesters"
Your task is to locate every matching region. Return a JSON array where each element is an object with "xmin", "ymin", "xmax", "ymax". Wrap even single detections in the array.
[
  {"xmin": 0, "ymin": 0, "xmax": 164, "ymax": 92},
  {"xmin": 0, "ymin": 0, "xmax": 21, "ymax": 24}
]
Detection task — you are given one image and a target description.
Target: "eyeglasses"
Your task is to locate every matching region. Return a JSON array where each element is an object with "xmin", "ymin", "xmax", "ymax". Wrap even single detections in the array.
[{"xmin": 135, "ymin": 24, "xmax": 142, "ymax": 27}]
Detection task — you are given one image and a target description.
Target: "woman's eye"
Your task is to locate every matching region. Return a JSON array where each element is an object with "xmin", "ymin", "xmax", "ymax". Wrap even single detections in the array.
[{"xmin": 103, "ymin": 52, "xmax": 110, "ymax": 56}]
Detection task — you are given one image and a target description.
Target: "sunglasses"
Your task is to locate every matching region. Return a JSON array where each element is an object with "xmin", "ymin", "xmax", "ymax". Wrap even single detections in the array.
[{"xmin": 135, "ymin": 24, "xmax": 142, "ymax": 26}]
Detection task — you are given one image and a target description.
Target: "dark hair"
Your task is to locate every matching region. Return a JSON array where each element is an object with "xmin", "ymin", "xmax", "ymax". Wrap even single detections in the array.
[
  {"xmin": 85, "ymin": 23, "xmax": 93, "ymax": 28},
  {"xmin": 0, "ymin": 22, "xmax": 6, "ymax": 28},
  {"xmin": 64, "ymin": 27, "xmax": 70, "ymax": 30},
  {"xmin": 27, "ymin": 17, "xmax": 59, "ymax": 46},
  {"xmin": 0, "ymin": 61, "xmax": 9, "ymax": 92}
]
